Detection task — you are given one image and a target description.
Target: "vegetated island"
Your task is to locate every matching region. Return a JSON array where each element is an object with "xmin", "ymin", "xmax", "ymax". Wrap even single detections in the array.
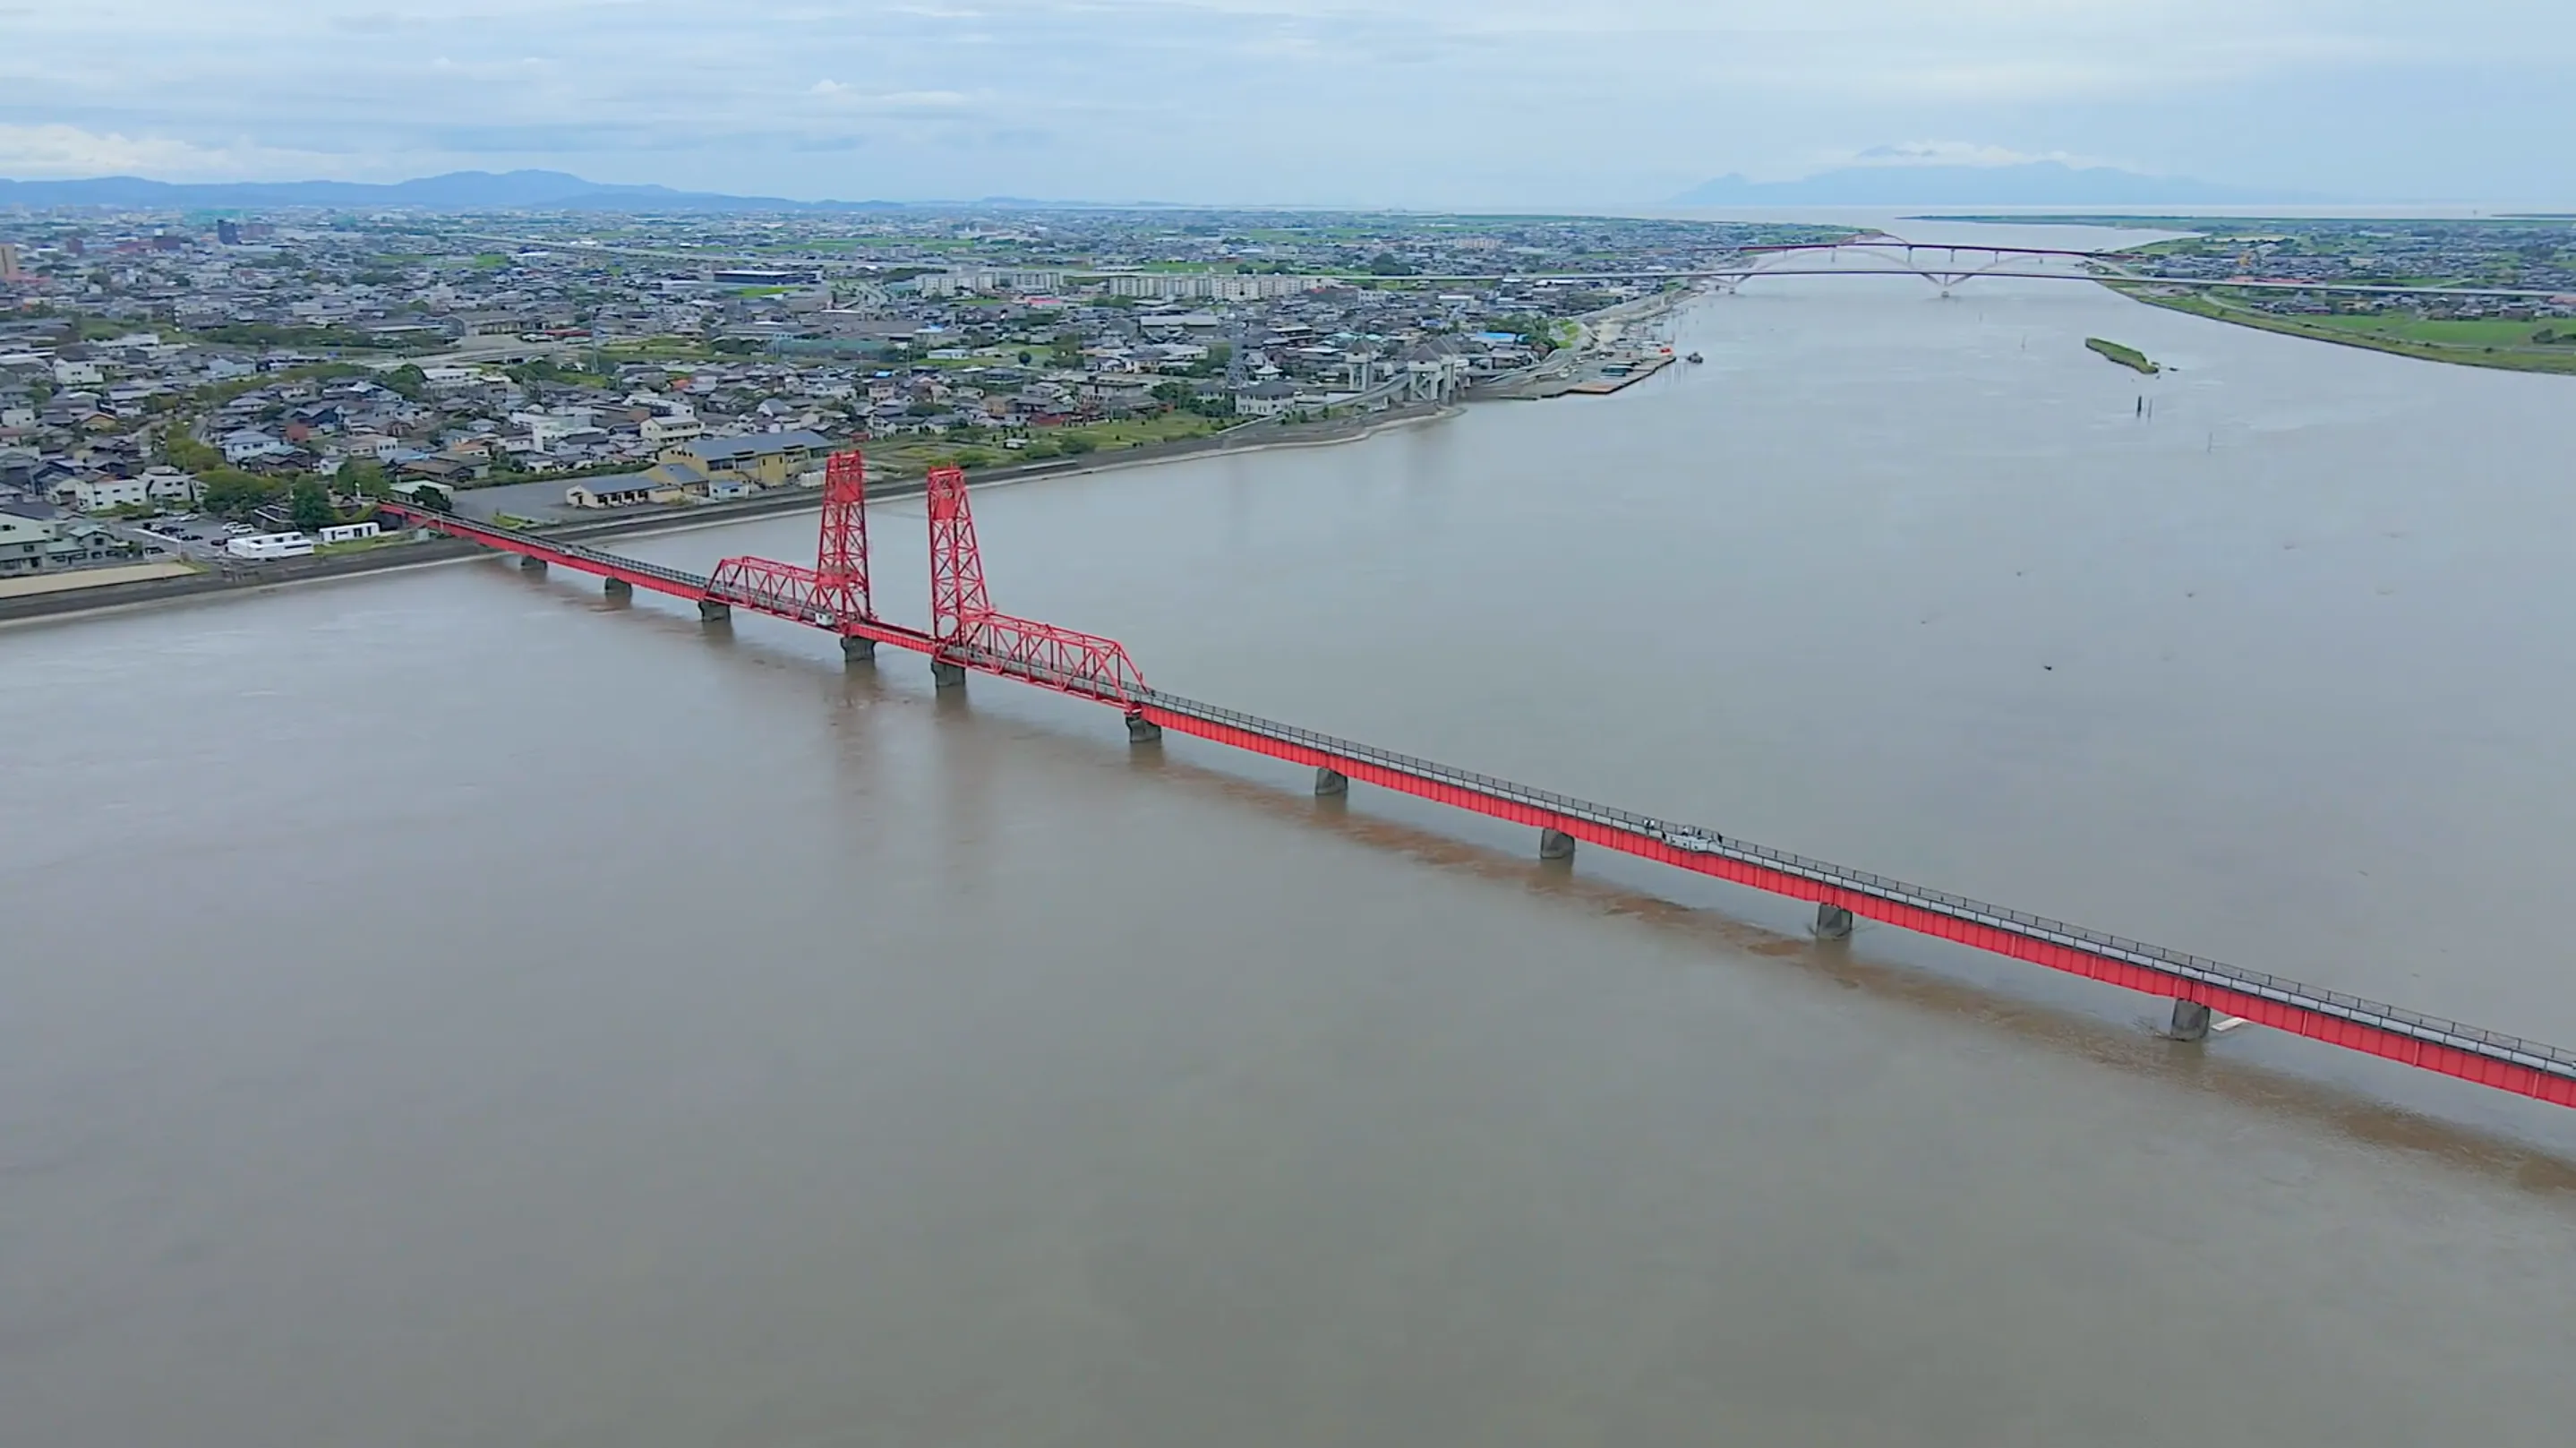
[{"xmin": 2085, "ymin": 338, "xmax": 2159, "ymax": 374}]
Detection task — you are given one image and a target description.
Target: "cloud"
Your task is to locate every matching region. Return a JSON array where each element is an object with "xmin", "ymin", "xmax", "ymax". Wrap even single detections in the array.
[
  {"xmin": 2, "ymin": 2, "xmax": 2573, "ymax": 203},
  {"xmin": 0, "ymin": 123, "xmax": 358, "ymax": 179},
  {"xmin": 810, "ymin": 81, "xmax": 972, "ymax": 110},
  {"xmin": 1845, "ymin": 141, "xmax": 2109, "ymax": 169}
]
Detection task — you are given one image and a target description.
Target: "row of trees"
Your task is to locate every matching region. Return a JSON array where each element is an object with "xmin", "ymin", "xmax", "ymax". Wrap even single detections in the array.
[
  {"xmin": 193, "ymin": 322, "xmax": 431, "ymax": 353},
  {"xmin": 1150, "ymin": 381, "xmax": 1237, "ymax": 417},
  {"xmin": 933, "ymin": 436, "xmax": 1098, "ymax": 472},
  {"xmin": 198, "ymin": 473, "xmax": 340, "ymax": 532},
  {"xmin": 163, "ymin": 427, "xmax": 398, "ymax": 530}
]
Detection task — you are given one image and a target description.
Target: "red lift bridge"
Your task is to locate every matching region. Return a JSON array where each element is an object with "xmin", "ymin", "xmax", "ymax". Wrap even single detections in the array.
[{"xmin": 383, "ymin": 452, "xmax": 2576, "ymax": 1112}]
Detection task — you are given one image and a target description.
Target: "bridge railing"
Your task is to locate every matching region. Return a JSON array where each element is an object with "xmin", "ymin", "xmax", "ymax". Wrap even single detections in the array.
[
  {"xmin": 1144, "ymin": 690, "xmax": 2576, "ymax": 1080},
  {"xmin": 390, "ymin": 507, "xmax": 713, "ymax": 590}
]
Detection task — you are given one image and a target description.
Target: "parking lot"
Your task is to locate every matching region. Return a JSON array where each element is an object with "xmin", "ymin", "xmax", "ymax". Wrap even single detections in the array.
[{"xmin": 129, "ymin": 515, "xmax": 263, "ymax": 561}]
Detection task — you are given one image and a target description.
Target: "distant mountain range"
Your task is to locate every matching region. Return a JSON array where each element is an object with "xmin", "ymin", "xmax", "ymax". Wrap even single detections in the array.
[
  {"xmin": 1675, "ymin": 162, "xmax": 2315, "ymax": 207},
  {"xmin": 0, "ymin": 169, "xmax": 915, "ymax": 211},
  {"xmin": 0, "ymin": 160, "xmax": 2319, "ymax": 213}
]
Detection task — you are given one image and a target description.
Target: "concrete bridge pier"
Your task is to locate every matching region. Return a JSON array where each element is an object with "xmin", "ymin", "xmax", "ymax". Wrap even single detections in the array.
[
  {"xmin": 2169, "ymin": 999, "xmax": 2212, "ymax": 1042},
  {"xmin": 697, "ymin": 600, "xmax": 731, "ymax": 622},
  {"xmin": 519, "ymin": 555, "xmax": 546, "ymax": 574},
  {"xmin": 603, "ymin": 577, "xmax": 631, "ymax": 599},
  {"xmin": 1538, "ymin": 828, "xmax": 1577, "ymax": 861},
  {"xmin": 931, "ymin": 660, "xmax": 967, "ymax": 688},
  {"xmin": 1126, "ymin": 713, "xmax": 1163, "ymax": 744},
  {"xmin": 841, "ymin": 635, "xmax": 876, "ymax": 664},
  {"xmin": 1815, "ymin": 904, "xmax": 1855, "ymax": 939},
  {"xmin": 1314, "ymin": 767, "xmax": 1349, "ymax": 797}
]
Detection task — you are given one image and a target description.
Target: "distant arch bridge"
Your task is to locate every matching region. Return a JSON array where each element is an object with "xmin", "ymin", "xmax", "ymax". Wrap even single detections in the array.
[
  {"xmin": 1407, "ymin": 239, "xmax": 2572, "ymax": 301},
  {"xmin": 1700, "ymin": 240, "xmax": 2141, "ymax": 296}
]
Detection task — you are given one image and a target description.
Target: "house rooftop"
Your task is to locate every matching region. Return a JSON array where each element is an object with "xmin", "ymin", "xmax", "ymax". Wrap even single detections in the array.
[{"xmin": 677, "ymin": 430, "xmax": 830, "ymax": 463}]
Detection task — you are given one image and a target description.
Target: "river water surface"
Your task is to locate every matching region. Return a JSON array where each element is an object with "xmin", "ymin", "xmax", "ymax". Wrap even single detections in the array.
[{"xmin": 10, "ymin": 222, "xmax": 2576, "ymax": 1445}]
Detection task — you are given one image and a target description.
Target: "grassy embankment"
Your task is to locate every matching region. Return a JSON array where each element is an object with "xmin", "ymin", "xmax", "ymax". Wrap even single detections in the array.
[
  {"xmin": 870, "ymin": 412, "xmax": 1231, "ymax": 478},
  {"xmin": 2085, "ymin": 338, "xmax": 2159, "ymax": 374},
  {"xmin": 2111, "ymin": 286, "xmax": 2576, "ymax": 376}
]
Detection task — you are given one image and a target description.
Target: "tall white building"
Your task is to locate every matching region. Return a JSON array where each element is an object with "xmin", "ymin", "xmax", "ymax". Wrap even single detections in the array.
[
  {"xmin": 1101, "ymin": 273, "xmax": 1331, "ymax": 301},
  {"xmin": 914, "ymin": 270, "xmax": 1067, "ymax": 297}
]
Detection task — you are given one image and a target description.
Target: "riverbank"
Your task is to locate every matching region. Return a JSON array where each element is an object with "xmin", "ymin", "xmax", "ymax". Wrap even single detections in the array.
[
  {"xmin": 0, "ymin": 402, "xmax": 1461, "ymax": 627},
  {"xmin": 0, "ymin": 560, "xmax": 197, "ymax": 599},
  {"xmin": 1475, "ymin": 285, "xmax": 1698, "ymax": 400},
  {"xmin": 2113, "ymin": 285, "xmax": 2576, "ymax": 376}
]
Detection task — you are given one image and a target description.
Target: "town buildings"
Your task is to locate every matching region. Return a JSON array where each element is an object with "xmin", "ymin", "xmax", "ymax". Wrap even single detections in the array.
[{"xmin": 1, "ymin": 201, "xmax": 1860, "ymax": 550}]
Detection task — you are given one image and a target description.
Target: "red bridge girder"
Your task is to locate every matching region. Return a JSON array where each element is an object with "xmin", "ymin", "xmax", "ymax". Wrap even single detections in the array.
[{"xmin": 389, "ymin": 450, "xmax": 2576, "ymax": 1114}]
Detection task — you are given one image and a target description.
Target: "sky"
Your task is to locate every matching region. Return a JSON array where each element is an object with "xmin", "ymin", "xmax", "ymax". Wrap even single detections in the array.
[{"xmin": 3, "ymin": 0, "xmax": 2572, "ymax": 207}]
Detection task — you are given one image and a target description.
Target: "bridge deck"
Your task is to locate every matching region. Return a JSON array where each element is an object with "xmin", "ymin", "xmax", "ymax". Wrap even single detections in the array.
[
  {"xmin": 1137, "ymin": 694, "xmax": 2576, "ymax": 1107},
  {"xmin": 407, "ymin": 509, "xmax": 712, "ymax": 597},
  {"xmin": 403, "ymin": 508, "xmax": 2576, "ymax": 1110}
]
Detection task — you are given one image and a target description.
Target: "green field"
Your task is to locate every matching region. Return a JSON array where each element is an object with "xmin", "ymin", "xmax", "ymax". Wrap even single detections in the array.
[
  {"xmin": 2297, "ymin": 314, "xmax": 2573, "ymax": 348},
  {"xmin": 874, "ymin": 413, "xmax": 1228, "ymax": 477},
  {"xmin": 2119, "ymin": 288, "xmax": 2576, "ymax": 376},
  {"xmin": 1059, "ymin": 415, "xmax": 1225, "ymax": 447}
]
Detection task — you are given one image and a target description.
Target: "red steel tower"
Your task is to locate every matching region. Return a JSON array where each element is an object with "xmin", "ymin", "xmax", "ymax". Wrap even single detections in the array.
[
  {"xmin": 921, "ymin": 463, "xmax": 1149, "ymax": 707},
  {"xmin": 813, "ymin": 447, "xmax": 870, "ymax": 622},
  {"xmin": 706, "ymin": 447, "xmax": 874, "ymax": 631},
  {"xmin": 925, "ymin": 464, "xmax": 989, "ymax": 642}
]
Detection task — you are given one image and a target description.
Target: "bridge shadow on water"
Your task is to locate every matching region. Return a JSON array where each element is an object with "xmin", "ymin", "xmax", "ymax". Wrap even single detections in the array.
[{"xmin": 621, "ymin": 598, "xmax": 2576, "ymax": 1203}]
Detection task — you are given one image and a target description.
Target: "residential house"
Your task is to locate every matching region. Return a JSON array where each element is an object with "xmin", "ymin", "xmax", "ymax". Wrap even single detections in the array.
[
  {"xmin": 0, "ymin": 507, "xmax": 49, "ymax": 573},
  {"xmin": 139, "ymin": 467, "xmax": 201, "ymax": 504},
  {"xmin": 1085, "ymin": 375, "xmax": 1161, "ymax": 415},
  {"xmin": 1237, "ymin": 380, "xmax": 1298, "ymax": 418},
  {"xmin": 0, "ymin": 508, "xmax": 141, "ymax": 573},
  {"xmin": 222, "ymin": 429, "xmax": 292, "ymax": 465},
  {"xmin": 52, "ymin": 475, "xmax": 149, "ymax": 512},
  {"xmin": 639, "ymin": 413, "xmax": 704, "ymax": 446},
  {"xmin": 396, "ymin": 456, "xmax": 475, "ymax": 485}
]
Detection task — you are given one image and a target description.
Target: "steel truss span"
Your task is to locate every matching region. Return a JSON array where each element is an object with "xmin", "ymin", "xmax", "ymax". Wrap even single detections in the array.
[{"xmin": 385, "ymin": 453, "xmax": 2576, "ymax": 1111}]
